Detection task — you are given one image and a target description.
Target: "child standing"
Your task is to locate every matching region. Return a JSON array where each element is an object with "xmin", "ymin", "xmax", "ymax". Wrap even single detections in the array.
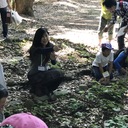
[
  {"xmin": 0, "ymin": 0, "xmax": 11, "ymax": 38},
  {"xmin": 92, "ymin": 43, "xmax": 114, "ymax": 84},
  {"xmin": 103, "ymin": 0, "xmax": 128, "ymax": 50},
  {"xmin": 98, "ymin": 0, "xmax": 114, "ymax": 46}
]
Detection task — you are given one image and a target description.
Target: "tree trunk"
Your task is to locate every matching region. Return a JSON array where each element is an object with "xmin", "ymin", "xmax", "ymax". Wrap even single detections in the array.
[{"xmin": 15, "ymin": 0, "xmax": 34, "ymax": 16}]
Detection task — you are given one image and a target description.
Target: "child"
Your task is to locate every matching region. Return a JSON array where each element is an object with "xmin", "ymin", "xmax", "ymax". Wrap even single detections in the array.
[
  {"xmin": 0, "ymin": 0, "xmax": 11, "ymax": 38},
  {"xmin": 92, "ymin": 43, "xmax": 114, "ymax": 84},
  {"xmin": 27, "ymin": 27, "xmax": 64, "ymax": 101},
  {"xmin": 0, "ymin": 84, "xmax": 8, "ymax": 122},
  {"xmin": 103, "ymin": 0, "xmax": 128, "ymax": 50},
  {"xmin": 0, "ymin": 112, "xmax": 48, "ymax": 128},
  {"xmin": 98, "ymin": 0, "xmax": 114, "ymax": 46},
  {"xmin": 114, "ymin": 47, "xmax": 128, "ymax": 75}
]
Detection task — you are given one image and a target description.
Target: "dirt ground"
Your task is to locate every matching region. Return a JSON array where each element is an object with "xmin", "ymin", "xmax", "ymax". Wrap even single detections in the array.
[{"xmin": 34, "ymin": 0, "xmax": 102, "ymax": 47}]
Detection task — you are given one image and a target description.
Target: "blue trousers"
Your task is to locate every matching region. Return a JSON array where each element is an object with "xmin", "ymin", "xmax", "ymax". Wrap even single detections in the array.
[
  {"xmin": 0, "ymin": 7, "xmax": 8, "ymax": 37},
  {"xmin": 92, "ymin": 66, "xmax": 113, "ymax": 81}
]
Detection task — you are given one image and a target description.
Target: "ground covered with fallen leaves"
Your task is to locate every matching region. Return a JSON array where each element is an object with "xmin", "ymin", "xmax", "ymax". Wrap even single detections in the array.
[{"xmin": 0, "ymin": 0, "xmax": 128, "ymax": 128}]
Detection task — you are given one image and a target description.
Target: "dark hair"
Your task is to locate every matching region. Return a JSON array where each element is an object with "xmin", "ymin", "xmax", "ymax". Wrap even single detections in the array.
[
  {"xmin": 28, "ymin": 27, "xmax": 51, "ymax": 61},
  {"xmin": 103, "ymin": 0, "xmax": 117, "ymax": 8},
  {"xmin": 0, "ymin": 84, "xmax": 8, "ymax": 99},
  {"xmin": 32, "ymin": 27, "xmax": 49, "ymax": 47},
  {"xmin": 102, "ymin": 47, "xmax": 111, "ymax": 52},
  {"xmin": 0, "ymin": 125, "xmax": 14, "ymax": 128}
]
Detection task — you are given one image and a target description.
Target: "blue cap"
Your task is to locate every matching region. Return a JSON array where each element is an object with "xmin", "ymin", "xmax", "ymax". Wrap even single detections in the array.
[{"xmin": 101, "ymin": 43, "xmax": 112, "ymax": 50}]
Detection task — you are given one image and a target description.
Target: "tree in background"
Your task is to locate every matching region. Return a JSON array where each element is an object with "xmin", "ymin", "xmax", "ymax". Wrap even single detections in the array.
[{"xmin": 12, "ymin": 0, "xmax": 34, "ymax": 16}]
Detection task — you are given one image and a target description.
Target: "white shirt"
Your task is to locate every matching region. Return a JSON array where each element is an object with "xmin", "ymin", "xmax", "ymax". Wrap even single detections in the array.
[
  {"xmin": 92, "ymin": 51, "xmax": 114, "ymax": 67},
  {"xmin": 0, "ymin": 0, "xmax": 8, "ymax": 8}
]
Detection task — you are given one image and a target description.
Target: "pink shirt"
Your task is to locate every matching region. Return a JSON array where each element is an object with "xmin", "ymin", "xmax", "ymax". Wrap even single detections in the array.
[{"xmin": 0, "ymin": 0, "xmax": 8, "ymax": 8}]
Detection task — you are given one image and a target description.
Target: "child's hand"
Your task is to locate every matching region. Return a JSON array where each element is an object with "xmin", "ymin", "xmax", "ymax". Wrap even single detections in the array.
[
  {"xmin": 99, "ymin": 77, "xmax": 110, "ymax": 85},
  {"xmin": 103, "ymin": 27, "xmax": 109, "ymax": 32},
  {"xmin": 50, "ymin": 52, "xmax": 56, "ymax": 60},
  {"xmin": 105, "ymin": 77, "xmax": 110, "ymax": 84},
  {"xmin": 53, "ymin": 45, "xmax": 60, "ymax": 52},
  {"xmin": 121, "ymin": 68, "xmax": 126, "ymax": 75},
  {"xmin": 99, "ymin": 77, "xmax": 104, "ymax": 83},
  {"xmin": 103, "ymin": 24, "xmax": 113, "ymax": 32}
]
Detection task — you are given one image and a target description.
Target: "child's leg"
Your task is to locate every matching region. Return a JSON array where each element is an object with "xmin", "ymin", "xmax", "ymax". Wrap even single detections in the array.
[
  {"xmin": 92, "ymin": 66, "xmax": 102, "ymax": 81},
  {"xmin": 117, "ymin": 21, "xmax": 127, "ymax": 50},
  {"xmin": 108, "ymin": 23, "xmax": 114, "ymax": 43},
  {"xmin": 98, "ymin": 16, "xmax": 107, "ymax": 45}
]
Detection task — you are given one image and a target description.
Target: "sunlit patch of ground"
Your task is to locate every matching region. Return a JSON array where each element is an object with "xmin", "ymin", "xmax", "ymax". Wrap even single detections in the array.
[{"xmin": 52, "ymin": 26, "xmax": 128, "ymax": 51}]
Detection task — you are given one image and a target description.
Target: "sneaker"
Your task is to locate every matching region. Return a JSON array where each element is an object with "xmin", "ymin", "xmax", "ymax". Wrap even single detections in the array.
[
  {"xmin": 3, "ymin": 34, "xmax": 7, "ymax": 38},
  {"xmin": 4, "ymin": 35, "xmax": 8, "ymax": 39},
  {"xmin": 113, "ymin": 71, "xmax": 119, "ymax": 77},
  {"xmin": 0, "ymin": 37, "xmax": 6, "ymax": 42}
]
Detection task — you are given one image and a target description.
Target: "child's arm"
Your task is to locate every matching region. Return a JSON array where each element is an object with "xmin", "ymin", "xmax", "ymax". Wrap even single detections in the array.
[
  {"xmin": 103, "ymin": 12, "xmax": 117, "ymax": 32},
  {"xmin": 7, "ymin": 0, "xmax": 11, "ymax": 10},
  {"xmin": 98, "ymin": 63, "xmax": 104, "ymax": 77},
  {"xmin": 50, "ymin": 52, "xmax": 56, "ymax": 65},
  {"xmin": 0, "ymin": 111, "xmax": 5, "ymax": 122},
  {"xmin": 98, "ymin": 63, "xmax": 109, "ymax": 83},
  {"xmin": 36, "ymin": 44, "xmax": 60, "ymax": 54},
  {"xmin": 108, "ymin": 61, "xmax": 113, "ymax": 75}
]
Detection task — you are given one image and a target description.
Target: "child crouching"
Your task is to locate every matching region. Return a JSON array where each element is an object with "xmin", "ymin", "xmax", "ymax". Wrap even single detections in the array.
[{"xmin": 92, "ymin": 43, "xmax": 114, "ymax": 84}]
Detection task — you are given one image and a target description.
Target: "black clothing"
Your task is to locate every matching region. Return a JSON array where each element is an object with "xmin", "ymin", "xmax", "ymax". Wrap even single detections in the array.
[{"xmin": 27, "ymin": 42, "xmax": 64, "ymax": 97}]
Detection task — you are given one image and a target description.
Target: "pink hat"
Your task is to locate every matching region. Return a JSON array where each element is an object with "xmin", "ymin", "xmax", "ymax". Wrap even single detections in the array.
[{"xmin": 0, "ymin": 113, "xmax": 48, "ymax": 128}]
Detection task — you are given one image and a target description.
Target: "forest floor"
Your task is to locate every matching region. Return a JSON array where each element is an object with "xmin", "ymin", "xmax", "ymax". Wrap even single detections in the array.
[{"xmin": 0, "ymin": 0, "xmax": 128, "ymax": 128}]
